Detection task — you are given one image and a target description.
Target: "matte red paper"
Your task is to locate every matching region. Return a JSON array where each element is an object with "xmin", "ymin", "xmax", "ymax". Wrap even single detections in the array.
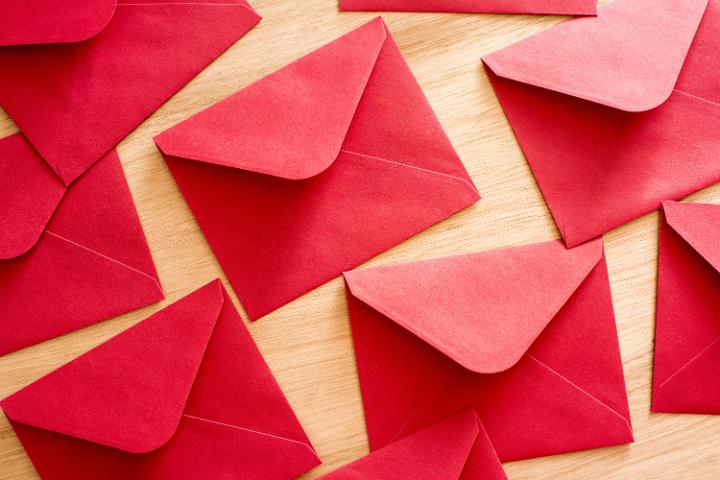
[
  {"xmin": 155, "ymin": 17, "xmax": 480, "ymax": 320},
  {"xmin": 345, "ymin": 238, "xmax": 633, "ymax": 462},
  {"xmin": 0, "ymin": 135, "xmax": 163, "ymax": 355},
  {"xmin": 483, "ymin": 0, "xmax": 720, "ymax": 247},
  {"xmin": 339, "ymin": 0, "xmax": 597, "ymax": 15},
  {"xmin": 0, "ymin": 0, "xmax": 260, "ymax": 187},
  {"xmin": 0, "ymin": 0, "xmax": 116, "ymax": 46},
  {"xmin": 1, "ymin": 280, "xmax": 320, "ymax": 479},
  {"xmin": 319, "ymin": 409, "xmax": 506, "ymax": 480},
  {"xmin": 0, "ymin": 134, "xmax": 66, "ymax": 259},
  {"xmin": 653, "ymin": 201, "xmax": 720, "ymax": 414}
]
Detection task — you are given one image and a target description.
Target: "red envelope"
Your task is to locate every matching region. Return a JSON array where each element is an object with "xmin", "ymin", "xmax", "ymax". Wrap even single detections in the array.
[
  {"xmin": 344, "ymin": 238, "xmax": 633, "ymax": 462},
  {"xmin": 653, "ymin": 201, "xmax": 720, "ymax": 414},
  {"xmin": 339, "ymin": 0, "xmax": 597, "ymax": 15},
  {"xmin": 0, "ymin": 1, "xmax": 260, "ymax": 259},
  {"xmin": 154, "ymin": 18, "xmax": 480, "ymax": 320},
  {"xmin": 319, "ymin": 409, "xmax": 506, "ymax": 480},
  {"xmin": 0, "ymin": 0, "xmax": 117, "ymax": 46},
  {"xmin": 0, "ymin": 134, "xmax": 163, "ymax": 355},
  {"xmin": 1, "ymin": 280, "xmax": 321, "ymax": 479},
  {"xmin": 482, "ymin": 0, "xmax": 720, "ymax": 247}
]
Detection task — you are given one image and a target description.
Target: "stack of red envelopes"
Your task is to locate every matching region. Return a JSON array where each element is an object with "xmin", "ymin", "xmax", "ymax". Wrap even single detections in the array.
[
  {"xmin": 2, "ymin": 0, "xmax": 720, "ymax": 478},
  {"xmin": 0, "ymin": 0, "xmax": 262, "ymax": 355}
]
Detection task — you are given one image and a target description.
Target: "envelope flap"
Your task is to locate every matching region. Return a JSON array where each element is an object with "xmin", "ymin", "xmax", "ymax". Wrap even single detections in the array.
[
  {"xmin": 154, "ymin": 18, "xmax": 386, "ymax": 180},
  {"xmin": 0, "ymin": 0, "xmax": 116, "ymax": 46},
  {"xmin": 0, "ymin": 281, "xmax": 223, "ymax": 453},
  {"xmin": 663, "ymin": 201, "xmax": 720, "ymax": 274},
  {"xmin": 320, "ymin": 409, "xmax": 486, "ymax": 480},
  {"xmin": 0, "ymin": 134, "xmax": 66, "ymax": 259},
  {"xmin": 344, "ymin": 239, "xmax": 602, "ymax": 373},
  {"xmin": 482, "ymin": 0, "xmax": 709, "ymax": 112}
]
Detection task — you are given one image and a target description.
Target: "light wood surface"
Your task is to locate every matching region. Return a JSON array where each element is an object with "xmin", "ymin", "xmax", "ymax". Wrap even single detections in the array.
[{"xmin": 2, "ymin": 1, "xmax": 720, "ymax": 478}]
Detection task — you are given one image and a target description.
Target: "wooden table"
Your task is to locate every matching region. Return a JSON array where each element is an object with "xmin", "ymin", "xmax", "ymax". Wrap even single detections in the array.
[{"xmin": 2, "ymin": 1, "xmax": 719, "ymax": 478}]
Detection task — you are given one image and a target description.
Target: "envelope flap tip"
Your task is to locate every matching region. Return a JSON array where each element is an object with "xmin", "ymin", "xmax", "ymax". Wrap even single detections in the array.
[
  {"xmin": 482, "ymin": 0, "xmax": 709, "ymax": 112},
  {"xmin": 0, "ymin": 134, "xmax": 66, "ymax": 259},
  {"xmin": 663, "ymin": 201, "xmax": 720, "ymax": 274},
  {"xmin": 0, "ymin": 280, "xmax": 224, "ymax": 453},
  {"xmin": 345, "ymin": 239, "xmax": 602, "ymax": 373},
  {"xmin": 0, "ymin": 0, "xmax": 117, "ymax": 46},
  {"xmin": 155, "ymin": 17, "xmax": 386, "ymax": 180}
]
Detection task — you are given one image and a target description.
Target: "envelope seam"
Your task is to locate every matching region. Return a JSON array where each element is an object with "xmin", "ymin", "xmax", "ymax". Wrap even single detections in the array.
[
  {"xmin": 44, "ymin": 230, "xmax": 161, "ymax": 290},
  {"xmin": 181, "ymin": 414, "xmax": 318, "ymax": 457},
  {"xmin": 673, "ymin": 89, "xmax": 720, "ymax": 108},
  {"xmin": 338, "ymin": 149, "xmax": 478, "ymax": 193},
  {"xmin": 656, "ymin": 337, "xmax": 720, "ymax": 390},
  {"xmin": 528, "ymin": 355, "xmax": 632, "ymax": 431}
]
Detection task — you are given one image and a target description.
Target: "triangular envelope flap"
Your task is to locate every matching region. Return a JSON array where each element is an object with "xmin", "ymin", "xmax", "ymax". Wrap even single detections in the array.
[
  {"xmin": 663, "ymin": 201, "xmax": 720, "ymax": 274},
  {"xmin": 0, "ymin": 281, "xmax": 224, "ymax": 454},
  {"xmin": 0, "ymin": 0, "xmax": 116, "ymax": 46},
  {"xmin": 0, "ymin": 133, "xmax": 66, "ymax": 259},
  {"xmin": 0, "ymin": 1, "xmax": 260, "ymax": 186},
  {"xmin": 154, "ymin": 18, "xmax": 386, "ymax": 180},
  {"xmin": 345, "ymin": 239, "xmax": 602, "ymax": 374},
  {"xmin": 482, "ymin": 0, "xmax": 708, "ymax": 112},
  {"xmin": 319, "ymin": 409, "xmax": 481, "ymax": 480}
]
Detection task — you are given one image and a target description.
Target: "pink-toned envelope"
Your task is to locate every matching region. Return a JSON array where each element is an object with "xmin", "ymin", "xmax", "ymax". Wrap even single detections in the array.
[
  {"xmin": 653, "ymin": 201, "xmax": 720, "ymax": 414},
  {"xmin": 0, "ymin": 1, "xmax": 260, "ymax": 259},
  {"xmin": 154, "ymin": 17, "xmax": 480, "ymax": 320},
  {"xmin": 0, "ymin": 0, "xmax": 117, "ymax": 46},
  {"xmin": 344, "ymin": 238, "xmax": 633, "ymax": 462},
  {"xmin": 0, "ymin": 134, "xmax": 163, "ymax": 355},
  {"xmin": 1, "ymin": 280, "xmax": 320, "ymax": 479},
  {"xmin": 319, "ymin": 409, "xmax": 506, "ymax": 480},
  {"xmin": 482, "ymin": 0, "xmax": 720, "ymax": 247},
  {"xmin": 339, "ymin": 0, "xmax": 597, "ymax": 15}
]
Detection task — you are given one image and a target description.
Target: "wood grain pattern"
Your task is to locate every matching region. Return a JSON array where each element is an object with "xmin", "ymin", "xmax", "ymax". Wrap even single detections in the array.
[{"xmin": 2, "ymin": 1, "xmax": 720, "ymax": 478}]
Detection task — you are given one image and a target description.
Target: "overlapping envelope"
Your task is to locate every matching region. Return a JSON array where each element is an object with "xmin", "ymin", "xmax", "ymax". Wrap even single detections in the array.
[
  {"xmin": 482, "ymin": 0, "xmax": 720, "ymax": 247},
  {"xmin": 0, "ymin": 0, "xmax": 117, "ymax": 46},
  {"xmin": 319, "ymin": 409, "xmax": 506, "ymax": 480},
  {"xmin": 339, "ymin": 0, "xmax": 597, "ymax": 15},
  {"xmin": 154, "ymin": 18, "xmax": 480, "ymax": 320},
  {"xmin": 1, "ymin": 280, "xmax": 321, "ymax": 479},
  {"xmin": 653, "ymin": 201, "xmax": 720, "ymax": 414},
  {"xmin": 0, "ymin": 0, "xmax": 260, "ymax": 259},
  {"xmin": 344, "ymin": 238, "xmax": 633, "ymax": 462},
  {"xmin": 0, "ymin": 134, "xmax": 163, "ymax": 355}
]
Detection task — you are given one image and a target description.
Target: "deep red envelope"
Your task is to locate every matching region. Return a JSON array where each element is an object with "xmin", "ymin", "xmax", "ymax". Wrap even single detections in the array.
[
  {"xmin": 344, "ymin": 238, "xmax": 633, "ymax": 462},
  {"xmin": 653, "ymin": 201, "xmax": 720, "ymax": 414},
  {"xmin": 0, "ymin": 280, "xmax": 320, "ymax": 479},
  {"xmin": 154, "ymin": 17, "xmax": 480, "ymax": 320},
  {"xmin": 0, "ymin": 0, "xmax": 117, "ymax": 46},
  {"xmin": 0, "ymin": 1, "xmax": 260, "ymax": 260},
  {"xmin": 339, "ymin": 0, "xmax": 597, "ymax": 15},
  {"xmin": 0, "ymin": 134, "xmax": 163, "ymax": 355},
  {"xmin": 319, "ymin": 409, "xmax": 506, "ymax": 480},
  {"xmin": 482, "ymin": 0, "xmax": 720, "ymax": 247}
]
